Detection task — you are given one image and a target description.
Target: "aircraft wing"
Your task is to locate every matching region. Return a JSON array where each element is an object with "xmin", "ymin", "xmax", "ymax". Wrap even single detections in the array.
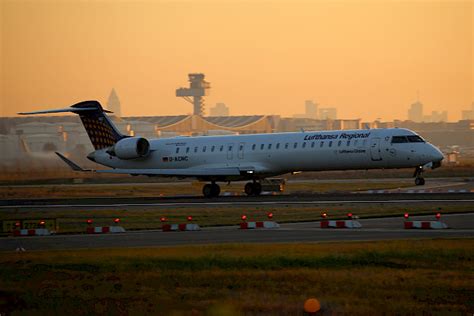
[
  {"xmin": 55, "ymin": 152, "xmax": 241, "ymax": 177},
  {"xmin": 95, "ymin": 167, "xmax": 241, "ymax": 176}
]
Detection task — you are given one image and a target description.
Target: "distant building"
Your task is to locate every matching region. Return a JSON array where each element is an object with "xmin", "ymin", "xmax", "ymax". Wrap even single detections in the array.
[
  {"xmin": 293, "ymin": 100, "xmax": 319, "ymax": 119},
  {"xmin": 209, "ymin": 103, "xmax": 229, "ymax": 117},
  {"xmin": 408, "ymin": 101, "xmax": 423, "ymax": 122},
  {"xmin": 107, "ymin": 88, "xmax": 122, "ymax": 117},
  {"xmin": 424, "ymin": 111, "xmax": 448, "ymax": 122},
  {"xmin": 319, "ymin": 108, "xmax": 337, "ymax": 120},
  {"xmin": 305, "ymin": 100, "xmax": 318, "ymax": 119},
  {"xmin": 332, "ymin": 119, "xmax": 361, "ymax": 130},
  {"xmin": 461, "ymin": 102, "xmax": 474, "ymax": 120}
]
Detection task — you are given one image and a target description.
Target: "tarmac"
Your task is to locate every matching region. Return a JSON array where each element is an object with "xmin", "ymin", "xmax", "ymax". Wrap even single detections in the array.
[
  {"xmin": 1, "ymin": 213, "xmax": 472, "ymax": 251},
  {"xmin": 1, "ymin": 192, "xmax": 474, "ymax": 209},
  {"xmin": 1, "ymin": 177, "xmax": 473, "ymax": 251}
]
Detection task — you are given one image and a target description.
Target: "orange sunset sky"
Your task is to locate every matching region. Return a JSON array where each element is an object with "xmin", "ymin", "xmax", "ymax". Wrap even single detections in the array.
[{"xmin": 1, "ymin": 0, "xmax": 473, "ymax": 121}]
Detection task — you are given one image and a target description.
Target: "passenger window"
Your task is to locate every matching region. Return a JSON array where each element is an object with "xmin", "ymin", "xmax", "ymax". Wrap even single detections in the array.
[
  {"xmin": 293, "ymin": 142, "xmax": 298, "ymax": 149},
  {"xmin": 320, "ymin": 141, "xmax": 324, "ymax": 147},
  {"xmin": 268, "ymin": 144, "xmax": 272, "ymax": 150},
  {"xmin": 252, "ymin": 144, "xmax": 256, "ymax": 150},
  {"xmin": 176, "ymin": 147, "xmax": 180, "ymax": 154},
  {"xmin": 329, "ymin": 141, "xmax": 333, "ymax": 147},
  {"xmin": 186, "ymin": 147, "xmax": 190, "ymax": 153},
  {"xmin": 346, "ymin": 140, "xmax": 350, "ymax": 146},
  {"xmin": 337, "ymin": 141, "xmax": 342, "ymax": 147},
  {"xmin": 391, "ymin": 136, "xmax": 408, "ymax": 143},
  {"xmin": 260, "ymin": 144, "xmax": 264, "ymax": 150},
  {"xmin": 276, "ymin": 143, "xmax": 280, "ymax": 149},
  {"xmin": 220, "ymin": 145, "xmax": 224, "ymax": 152},
  {"xmin": 203, "ymin": 146, "xmax": 207, "ymax": 152},
  {"xmin": 239, "ymin": 144, "xmax": 244, "ymax": 150},
  {"xmin": 302, "ymin": 142, "xmax": 306, "ymax": 148},
  {"xmin": 311, "ymin": 142, "xmax": 315, "ymax": 148},
  {"xmin": 194, "ymin": 147, "xmax": 198, "ymax": 153},
  {"xmin": 211, "ymin": 145, "xmax": 215, "ymax": 152},
  {"xmin": 285, "ymin": 143, "xmax": 289, "ymax": 149},
  {"xmin": 228, "ymin": 145, "xmax": 233, "ymax": 151}
]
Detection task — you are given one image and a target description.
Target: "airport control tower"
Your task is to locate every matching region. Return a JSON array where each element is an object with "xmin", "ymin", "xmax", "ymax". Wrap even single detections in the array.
[{"xmin": 176, "ymin": 73, "xmax": 210, "ymax": 116}]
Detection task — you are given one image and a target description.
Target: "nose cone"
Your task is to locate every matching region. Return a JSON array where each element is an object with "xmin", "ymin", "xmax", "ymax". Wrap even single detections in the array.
[{"xmin": 429, "ymin": 145, "xmax": 444, "ymax": 169}]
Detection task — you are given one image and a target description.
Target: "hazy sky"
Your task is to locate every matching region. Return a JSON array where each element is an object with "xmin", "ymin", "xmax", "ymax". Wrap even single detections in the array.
[{"xmin": 1, "ymin": 0, "xmax": 473, "ymax": 121}]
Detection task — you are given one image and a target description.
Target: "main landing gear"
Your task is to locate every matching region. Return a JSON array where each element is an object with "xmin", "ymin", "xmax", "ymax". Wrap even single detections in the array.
[
  {"xmin": 244, "ymin": 181, "xmax": 262, "ymax": 196},
  {"xmin": 201, "ymin": 181, "xmax": 262, "ymax": 198},
  {"xmin": 202, "ymin": 182, "xmax": 220, "ymax": 198},
  {"xmin": 413, "ymin": 166, "xmax": 425, "ymax": 186}
]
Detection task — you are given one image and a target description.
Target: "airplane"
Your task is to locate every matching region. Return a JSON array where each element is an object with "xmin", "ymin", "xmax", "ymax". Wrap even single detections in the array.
[{"xmin": 20, "ymin": 100, "xmax": 444, "ymax": 197}]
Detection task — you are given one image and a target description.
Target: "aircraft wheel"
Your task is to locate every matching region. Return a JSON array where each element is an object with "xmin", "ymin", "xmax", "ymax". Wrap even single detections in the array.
[
  {"xmin": 202, "ymin": 184, "xmax": 213, "ymax": 198},
  {"xmin": 211, "ymin": 183, "xmax": 221, "ymax": 197},
  {"xmin": 253, "ymin": 182, "xmax": 262, "ymax": 196},
  {"xmin": 244, "ymin": 182, "xmax": 262, "ymax": 196},
  {"xmin": 415, "ymin": 177, "xmax": 425, "ymax": 186},
  {"xmin": 244, "ymin": 182, "xmax": 254, "ymax": 196}
]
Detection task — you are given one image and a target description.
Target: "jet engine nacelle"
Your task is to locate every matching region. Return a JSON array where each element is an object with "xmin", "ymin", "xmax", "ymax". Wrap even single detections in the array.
[{"xmin": 112, "ymin": 137, "xmax": 150, "ymax": 160}]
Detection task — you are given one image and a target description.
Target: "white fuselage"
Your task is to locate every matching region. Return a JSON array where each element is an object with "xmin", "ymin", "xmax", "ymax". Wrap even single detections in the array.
[{"xmin": 92, "ymin": 128, "xmax": 443, "ymax": 181}]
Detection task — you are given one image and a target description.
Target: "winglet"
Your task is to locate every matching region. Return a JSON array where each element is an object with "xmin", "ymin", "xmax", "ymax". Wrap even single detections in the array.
[{"xmin": 55, "ymin": 152, "xmax": 90, "ymax": 172}]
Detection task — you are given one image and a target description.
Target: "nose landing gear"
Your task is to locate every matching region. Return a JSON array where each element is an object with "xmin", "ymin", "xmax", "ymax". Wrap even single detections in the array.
[
  {"xmin": 202, "ymin": 182, "xmax": 221, "ymax": 198},
  {"xmin": 413, "ymin": 166, "xmax": 425, "ymax": 186}
]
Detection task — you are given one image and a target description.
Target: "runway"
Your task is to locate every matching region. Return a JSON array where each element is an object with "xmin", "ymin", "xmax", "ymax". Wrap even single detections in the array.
[
  {"xmin": 1, "ymin": 192, "xmax": 474, "ymax": 209},
  {"xmin": 1, "ymin": 213, "xmax": 472, "ymax": 251}
]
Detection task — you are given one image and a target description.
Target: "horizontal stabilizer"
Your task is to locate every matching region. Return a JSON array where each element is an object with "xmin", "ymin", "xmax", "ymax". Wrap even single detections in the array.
[{"xmin": 19, "ymin": 106, "xmax": 112, "ymax": 115}]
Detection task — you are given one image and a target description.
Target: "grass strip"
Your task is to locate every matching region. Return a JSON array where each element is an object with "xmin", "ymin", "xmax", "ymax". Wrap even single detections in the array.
[{"xmin": 0, "ymin": 239, "xmax": 472, "ymax": 315}]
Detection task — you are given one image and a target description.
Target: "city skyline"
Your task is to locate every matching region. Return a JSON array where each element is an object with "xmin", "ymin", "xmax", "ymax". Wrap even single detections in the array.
[{"xmin": 1, "ymin": 1, "xmax": 472, "ymax": 121}]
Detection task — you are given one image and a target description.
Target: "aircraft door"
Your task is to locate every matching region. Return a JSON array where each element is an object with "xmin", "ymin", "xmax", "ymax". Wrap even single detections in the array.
[
  {"xmin": 238, "ymin": 142, "xmax": 245, "ymax": 159},
  {"xmin": 227, "ymin": 143, "xmax": 234, "ymax": 160},
  {"xmin": 370, "ymin": 138, "xmax": 382, "ymax": 161}
]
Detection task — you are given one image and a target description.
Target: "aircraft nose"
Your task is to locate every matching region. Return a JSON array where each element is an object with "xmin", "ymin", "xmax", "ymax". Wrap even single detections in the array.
[
  {"xmin": 429, "ymin": 146, "xmax": 444, "ymax": 168},
  {"xmin": 431, "ymin": 147, "xmax": 444, "ymax": 162}
]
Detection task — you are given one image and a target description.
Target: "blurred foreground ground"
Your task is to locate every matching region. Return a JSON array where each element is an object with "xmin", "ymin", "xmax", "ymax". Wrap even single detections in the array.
[{"xmin": 0, "ymin": 240, "xmax": 472, "ymax": 315}]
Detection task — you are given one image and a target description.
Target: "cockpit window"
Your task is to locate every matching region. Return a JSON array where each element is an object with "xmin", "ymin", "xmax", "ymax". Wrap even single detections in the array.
[
  {"xmin": 392, "ymin": 135, "xmax": 425, "ymax": 143},
  {"xmin": 407, "ymin": 135, "xmax": 425, "ymax": 143},
  {"xmin": 391, "ymin": 136, "xmax": 408, "ymax": 143}
]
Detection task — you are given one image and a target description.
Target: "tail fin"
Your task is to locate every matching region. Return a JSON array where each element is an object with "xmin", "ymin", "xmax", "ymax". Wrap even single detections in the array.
[{"xmin": 19, "ymin": 100, "xmax": 126, "ymax": 150}]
